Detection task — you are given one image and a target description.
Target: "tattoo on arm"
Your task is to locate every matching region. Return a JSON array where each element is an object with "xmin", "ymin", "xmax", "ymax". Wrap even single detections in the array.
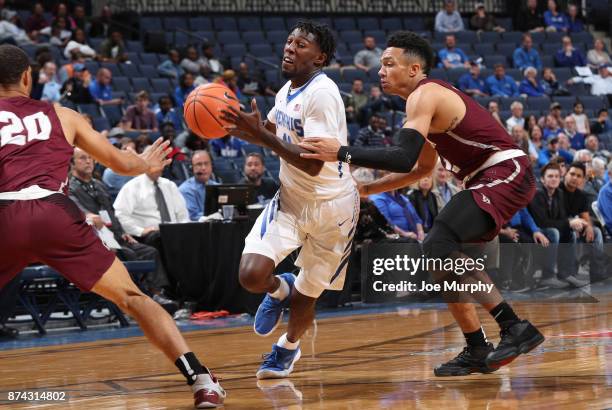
[{"xmin": 445, "ymin": 117, "xmax": 459, "ymax": 132}]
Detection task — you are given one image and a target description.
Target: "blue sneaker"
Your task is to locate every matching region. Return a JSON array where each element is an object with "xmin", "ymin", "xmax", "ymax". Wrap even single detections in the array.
[
  {"xmin": 256, "ymin": 344, "xmax": 301, "ymax": 380},
  {"xmin": 254, "ymin": 273, "xmax": 296, "ymax": 336}
]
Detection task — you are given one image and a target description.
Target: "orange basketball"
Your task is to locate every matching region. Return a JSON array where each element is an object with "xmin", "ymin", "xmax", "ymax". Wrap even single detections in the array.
[{"xmin": 183, "ymin": 83, "xmax": 240, "ymax": 139}]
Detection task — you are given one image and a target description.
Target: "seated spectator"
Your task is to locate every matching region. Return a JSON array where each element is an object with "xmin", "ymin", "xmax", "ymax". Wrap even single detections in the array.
[
  {"xmin": 64, "ymin": 28, "xmax": 96, "ymax": 60},
  {"xmin": 513, "ymin": 34, "xmax": 542, "ymax": 71},
  {"xmin": 157, "ymin": 48, "xmax": 184, "ymax": 79},
  {"xmin": 528, "ymin": 125, "xmax": 544, "ymax": 158},
  {"xmin": 175, "ymin": 72, "xmax": 195, "ymax": 112},
  {"xmin": 432, "ymin": 162, "xmax": 460, "ymax": 210},
  {"xmin": 237, "ymin": 62, "xmax": 268, "ymax": 96},
  {"xmin": 180, "ymin": 45, "xmax": 203, "ymax": 76},
  {"xmin": 114, "ymin": 156, "xmax": 190, "ymax": 251},
  {"xmin": 103, "ymin": 131, "xmax": 135, "ymax": 192},
  {"xmin": 434, "ymin": 0, "xmax": 464, "ymax": 33},
  {"xmin": 61, "ymin": 63, "xmax": 93, "ymax": 104},
  {"xmin": 214, "ymin": 69, "xmax": 243, "ymax": 101},
  {"xmin": 0, "ymin": 0, "xmax": 17, "ymax": 22},
  {"xmin": 354, "ymin": 36, "xmax": 383, "ymax": 71},
  {"xmin": 408, "ymin": 176, "xmax": 438, "ymax": 233},
  {"xmin": 370, "ymin": 188, "xmax": 425, "ymax": 242},
  {"xmin": 155, "ymin": 94, "xmax": 183, "ymax": 132},
  {"xmin": 179, "ymin": 150, "xmax": 219, "ymax": 221},
  {"xmin": 200, "ymin": 42, "xmax": 224, "ymax": 79},
  {"xmin": 597, "ymin": 161, "xmax": 612, "ymax": 236},
  {"xmin": 566, "ymin": 3, "xmax": 585, "ymax": 33},
  {"xmin": 518, "ymin": 0, "xmax": 545, "ymax": 32},
  {"xmin": 239, "ymin": 152, "xmax": 279, "ymax": 205},
  {"xmin": 568, "ymin": 64, "xmax": 612, "ymax": 97},
  {"xmin": 511, "ymin": 125, "xmax": 533, "ymax": 160},
  {"xmin": 354, "ymin": 114, "xmax": 393, "ymax": 147},
  {"xmin": 89, "ymin": 67, "xmax": 122, "ymax": 106},
  {"xmin": 549, "ymin": 101, "xmax": 566, "ymax": 128},
  {"xmin": 69, "ymin": 148, "xmax": 178, "ymax": 310},
  {"xmin": 98, "ymin": 29, "xmax": 128, "ymax": 63},
  {"xmin": 437, "ymin": 34, "xmax": 470, "ymax": 69},
  {"xmin": 557, "ymin": 132, "xmax": 573, "ymax": 153},
  {"xmin": 519, "ymin": 67, "xmax": 546, "ymax": 97},
  {"xmin": 588, "ymin": 157, "xmax": 607, "ymax": 195},
  {"xmin": 344, "ymin": 79, "xmax": 369, "ymax": 123},
  {"xmin": 587, "ymin": 39, "xmax": 611, "ymax": 69},
  {"xmin": 0, "ymin": 17, "xmax": 35, "ymax": 46},
  {"xmin": 563, "ymin": 115, "xmax": 586, "ymax": 150},
  {"xmin": 487, "ymin": 100, "xmax": 503, "ymax": 125},
  {"xmin": 537, "ymin": 136, "xmax": 573, "ymax": 167},
  {"xmin": 359, "ymin": 85, "xmax": 398, "ymax": 124},
  {"xmin": 585, "ymin": 134, "xmax": 608, "ymax": 160},
  {"xmin": 555, "ymin": 36, "xmax": 586, "ymax": 67},
  {"xmin": 210, "ymin": 135, "xmax": 245, "ymax": 158},
  {"xmin": 89, "ymin": 5, "xmax": 112, "ymax": 38},
  {"xmin": 541, "ymin": 67, "xmax": 569, "ymax": 96},
  {"xmin": 544, "ymin": 0, "xmax": 569, "ymax": 32},
  {"xmin": 506, "ymin": 101, "xmax": 526, "ymax": 131},
  {"xmin": 25, "ymin": 2, "xmax": 48, "ymax": 36},
  {"xmin": 571, "ymin": 101, "xmax": 590, "ymax": 134},
  {"xmin": 159, "ymin": 122, "xmax": 190, "ymax": 185},
  {"xmin": 59, "ymin": 50, "xmax": 89, "ymax": 84},
  {"xmin": 458, "ymin": 61, "xmax": 488, "ymax": 97},
  {"xmin": 39, "ymin": 61, "xmax": 62, "ymax": 102},
  {"xmin": 122, "ymin": 91, "xmax": 158, "ymax": 133},
  {"xmin": 72, "ymin": 4, "xmax": 87, "ymax": 31},
  {"xmin": 591, "ymin": 108, "xmax": 612, "ymax": 135},
  {"xmin": 40, "ymin": 17, "xmax": 71, "ymax": 47},
  {"xmin": 53, "ymin": 2, "xmax": 76, "ymax": 30},
  {"xmin": 469, "ymin": 2, "xmax": 504, "ymax": 32},
  {"xmin": 486, "ymin": 64, "xmax": 519, "ymax": 97}
]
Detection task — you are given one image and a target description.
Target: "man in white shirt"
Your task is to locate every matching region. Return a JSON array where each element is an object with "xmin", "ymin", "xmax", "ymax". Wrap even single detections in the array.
[
  {"xmin": 505, "ymin": 101, "xmax": 525, "ymax": 132},
  {"xmin": 569, "ymin": 64, "xmax": 612, "ymax": 97},
  {"xmin": 435, "ymin": 0, "xmax": 464, "ymax": 33}
]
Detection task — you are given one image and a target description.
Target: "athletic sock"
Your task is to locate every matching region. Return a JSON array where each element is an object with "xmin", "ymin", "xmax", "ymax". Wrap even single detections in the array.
[
  {"xmin": 463, "ymin": 327, "xmax": 488, "ymax": 347},
  {"xmin": 489, "ymin": 301, "xmax": 520, "ymax": 327},
  {"xmin": 277, "ymin": 333, "xmax": 299, "ymax": 350},
  {"xmin": 269, "ymin": 276, "xmax": 290, "ymax": 300},
  {"xmin": 175, "ymin": 352, "xmax": 209, "ymax": 385}
]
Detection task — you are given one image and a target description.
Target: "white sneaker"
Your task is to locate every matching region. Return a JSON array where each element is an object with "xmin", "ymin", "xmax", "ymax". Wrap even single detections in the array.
[{"xmin": 193, "ymin": 373, "xmax": 226, "ymax": 408}]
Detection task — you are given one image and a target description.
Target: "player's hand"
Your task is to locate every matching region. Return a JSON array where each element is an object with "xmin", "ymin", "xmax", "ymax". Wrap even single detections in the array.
[
  {"xmin": 219, "ymin": 99, "xmax": 264, "ymax": 144},
  {"xmin": 139, "ymin": 138, "xmax": 172, "ymax": 173},
  {"xmin": 533, "ymin": 231, "xmax": 550, "ymax": 247},
  {"xmin": 298, "ymin": 137, "xmax": 341, "ymax": 162}
]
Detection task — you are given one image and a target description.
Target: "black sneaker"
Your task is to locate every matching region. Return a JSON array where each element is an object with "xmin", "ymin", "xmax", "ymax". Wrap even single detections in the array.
[
  {"xmin": 433, "ymin": 343, "xmax": 496, "ymax": 376},
  {"xmin": 485, "ymin": 320, "xmax": 545, "ymax": 369}
]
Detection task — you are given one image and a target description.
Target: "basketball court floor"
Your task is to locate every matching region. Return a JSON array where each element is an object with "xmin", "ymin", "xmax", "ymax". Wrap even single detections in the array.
[{"xmin": 1, "ymin": 289, "xmax": 611, "ymax": 409}]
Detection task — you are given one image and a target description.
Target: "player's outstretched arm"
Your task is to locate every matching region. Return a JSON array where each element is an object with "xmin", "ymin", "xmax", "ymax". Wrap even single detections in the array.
[
  {"xmin": 57, "ymin": 106, "xmax": 171, "ymax": 176},
  {"xmin": 220, "ymin": 99, "xmax": 324, "ymax": 176}
]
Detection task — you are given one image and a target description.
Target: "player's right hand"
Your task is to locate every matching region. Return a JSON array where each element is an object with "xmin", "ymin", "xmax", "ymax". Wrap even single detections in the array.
[{"xmin": 139, "ymin": 138, "xmax": 172, "ymax": 173}]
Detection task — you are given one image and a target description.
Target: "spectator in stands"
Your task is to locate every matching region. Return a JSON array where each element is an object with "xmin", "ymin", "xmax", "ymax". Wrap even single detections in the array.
[
  {"xmin": 0, "ymin": 0, "xmax": 17, "ymax": 23},
  {"xmin": 370, "ymin": 187, "xmax": 425, "ymax": 242},
  {"xmin": 519, "ymin": 0, "xmax": 545, "ymax": 32},
  {"xmin": 39, "ymin": 61, "xmax": 62, "ymax": 103},
  {"xmin": 529, "ymin": 125, "xmax": 544, "ymax": 155},
  {"xmin": 557, "ymin": 132, "xmax": 573, "ymax": 153},
  {"xmin": 591, "ymin": 108, "xmax": 612, "ymax": 135},
  {"xmin": 25, "ymin": 2, "xmax": 48, "ymax": 36},
  {"xmin": 541, "ymin": 113, "xmax": 562, "ymax": 140},
  {"xmin": 200, "ymin": 42, "xmax": 224, "ymax": 78},
  {"xmin": 237, "ymin": 62, "xmax": 266, "ymax": 96},
  {"xmin": 89, "ymin": 5, "xmax": 112, "ymax": 38},
  {"xmin": 567, "ymin": 4, "xmax": 585, "ymax": 33},
  {"xmin": 431, "ymin": 162, "xmax": 460, "ymax": 210},
  {"xmin": 99, "ymin": 29, "xmax": 128, "ymax": 63},
  {"xmin": 0, "ymin": 15, "xmax": 35, "ymax": 46},
  {"xmin": 458, "ymin": 61, "xmax": 488, "ymax": 97},
  {"xmin": 437, "ymin": 34, "xmax": 470, "ymax": 69},
  {"xmin": 61, "ymin": 63, "xmax": 93, "ymax": 104},
  {"xmin": 354, "ymin": 114, "xmax": 393, "ymax": 147},
  {"xmin": 587, "ymin": 39, "xmax": 611, "ymax": 69},
  {"xmin": 434, "ymin": 0, "xmax": 464, "ymax": 33},
  {"xmin": 178, "ymin": 150, "xmax": 219, "ymax": 221},
  {"xmin": 121, "ymin": 91, "xmax": 158, "ymax": 133},
  {"xmin": 214, "ymin": 69, "xmax": 243, "ymax": 101},
  {"xmin": 511, "ymin": 125, "xmax": 532, "ymax": 158},
  {"xmin": 159, "ymin": 122, "xmax": 190, "ymax": 185},
  {"xmin": 64, "ymin": 28, "xmax": 96, "ymax": 60},
  {"xmin": 515, "ymin": 35, "xmax": 543, "ymax": 72},
  {"xmin": 53, "ymin": 2, "xmax": 76, "ymax": 30},
  {"xmin": 541, "ymin": 67, "xmax": 567, "ymax": 96},
  {"xmin": 538, "ymin": 136, "xmax": 573, "ymax": 167},
  {"xmin": 155, "ymin": 95, "xmax": 183, "ymax": 132},
  {"xmin": 555, "ymin": 35, "xmax": 586, "ymax": 67},
  {"xmin": 571, "ymin": 101, "xmax": 591, "ymax": 134},
  {"xmin": 547, "ymin": 102, "xmax": 565, "ymax": 130},
  {"xmin": 487, "ymin": 100, "xmax": 503, "ymax": 125},
  {"xmin": 239, "ymin": 152, "xmax": 279, "ymax": 205},
  {"xmin": 409, "ymin": 176, "xmax": 438, "ymax": 233},
  {"xmin": 563, "ymin": 115, "xmax": 586, "ymax": 150},
  {"xmin": 134, "ymin": 133, "xmax": 152, "ymax": 153},
  {"xmin": 72, "ymin": 4, "xmax": 87, "ymax": 31},
  {"xmin": 568, "ymin": 64, "xmax": 612, "ymax": 98},
  {"xmin": 597, "ymin": 161, "xmax": 612, "ymax": 236},
  {"xmin": 174, "ymin": 72, "xmax": 195, "ymax": 112},
  {"xmin": 89, "ymin": 67, "xmax": 122, "ymax": 106},
  {"xmin": 354, "ymin": 35, "xmax": 383, "ymax": 72},
  {"xmin": 359, "ymin": 85, "xmax": 396, "ymax": 124},
  {"xmin": 469, "ymin": 2, "xmax": 504, "ymax": 32},
  {"xmin": 69, "ymin": 148, "xmax": 178, "ymax": 310},
  {"xmin": 345, "ymin": 79, "xmax": 368, "ymax": 123},
  {"xmin": 157, "ymin": 48, "xmax": 184, "ymax": 79},
  {"xmin": 103, "ymin": 131, "xmax": 135, "ymax": 192},
  {"xmin": 210, "ymin": 135, "xmax": 245, "ymax": 158},
  {"xmin": 59, "ymin": 50, "xmax": 88, "ymax": 84},
  {"xmin": 486, "ymin": 64, "xmax": 519, "ymax": 97},
  {"xmin": 41, "ymin": 16, "xmax": 71, "ymax": 47},
  {"xmin": 519, "ymin": 66, "xmax": 546, "ymax": 97},
  {"xmin": 544, "ymin": 0, "xmax": 569, "ymax": 32},
  {"xmin": 114, "ymin": 154, "xmax": 190, "ymax": 250},
  {"xmin": 506, "ymin": 101, "xmax": 526, "ymax": 132},
  {"xmin": 588, "ymin": 157, "xmax": 607, "ymax": 195},
  {"xmin": 585, "ymin": 134, "xmax": 608, "ymax": 160}
]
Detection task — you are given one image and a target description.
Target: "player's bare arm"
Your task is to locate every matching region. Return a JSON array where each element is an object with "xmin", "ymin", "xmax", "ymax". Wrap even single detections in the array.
[{"xmin": 220, "ymin": 99, "xmax": 324, "ymax": 176}]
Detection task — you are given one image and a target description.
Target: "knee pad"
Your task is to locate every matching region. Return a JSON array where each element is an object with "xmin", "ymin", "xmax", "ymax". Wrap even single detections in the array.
[{"xmin": 422, "ymin": 221, "xmax": 461, "ymax": 260}]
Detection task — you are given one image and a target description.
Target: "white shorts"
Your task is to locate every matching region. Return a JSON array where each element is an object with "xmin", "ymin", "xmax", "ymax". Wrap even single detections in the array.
[{"xmin": 243, "ymin": 186, "xmax": 360, "ymax": 298}]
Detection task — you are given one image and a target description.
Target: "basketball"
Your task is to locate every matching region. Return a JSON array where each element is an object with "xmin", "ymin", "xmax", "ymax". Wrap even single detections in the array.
[{"xmin": 183, "ymin": 83, "xmax": 240, "ymax": 139}]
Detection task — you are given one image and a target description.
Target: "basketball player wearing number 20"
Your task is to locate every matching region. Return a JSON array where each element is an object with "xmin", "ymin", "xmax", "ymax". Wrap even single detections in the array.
[{"xmin": 220, "ymin": 21, "xmax": 359, "ymax": 379}]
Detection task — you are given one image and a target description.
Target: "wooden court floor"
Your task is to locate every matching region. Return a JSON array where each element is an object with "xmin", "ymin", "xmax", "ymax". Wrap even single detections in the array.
[{"xmin": 0, "ymin": 298, "xmax": 611, "ymax": 409}]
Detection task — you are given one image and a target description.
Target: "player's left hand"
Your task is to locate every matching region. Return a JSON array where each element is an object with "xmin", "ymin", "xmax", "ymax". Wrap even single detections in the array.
[
  {"xmin": 298, "ymin": 137, "xmax": 341, "ymax": 162},
  {"xmin": 219, "ymin": 99, "xmax": 264, "ymax": 144}
]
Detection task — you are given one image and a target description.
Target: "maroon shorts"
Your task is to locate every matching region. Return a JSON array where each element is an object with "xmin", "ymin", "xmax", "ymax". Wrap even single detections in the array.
[
  {"xmin": 466, "ymin": 155, "xmax": 536, "ymax": 241},
  {"xmin": 0, "ymin": 194, "xmax": 115, "ymax": 291}
]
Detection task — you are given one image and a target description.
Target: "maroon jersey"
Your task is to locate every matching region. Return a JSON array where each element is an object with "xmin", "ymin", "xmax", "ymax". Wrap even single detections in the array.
[
  {"xmin": 0, "ymin": 97, "xmax": 73, "ymax": 194},
  {"xmin": 417, "ymin": 79, "xmax": 519, "ymax": 181}
]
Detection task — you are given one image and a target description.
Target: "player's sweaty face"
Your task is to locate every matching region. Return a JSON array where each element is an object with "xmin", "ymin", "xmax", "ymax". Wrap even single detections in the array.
[
  {"xmin": 282, "ymin": 29, "xmax": 321, "ymax": 78},
  {"xmin": 378, "ymin": 47, "xmax": 411, "ymax": 95}
]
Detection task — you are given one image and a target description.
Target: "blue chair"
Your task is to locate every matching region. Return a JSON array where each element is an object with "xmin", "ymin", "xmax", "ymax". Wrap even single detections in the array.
[
  {"xmin": 429, "ymin": 68, "xmax": 448, "ymax": 82},
  {"xmin": 447, "ymin": 68, "xmax": 468, "ymax": 86},
  {"xmin": 93, "ymin": 116, "xmax": 111, "ymax": 132},
  {"xmin": 139, "ymin": 53, "xmax": 160, "ymax": 65},
  {"xmin": 262, "ymin": 16, "xmax": 286, "ymax": 31},
  {"xmin": 473, "ymin": 43, "xmax": 495, "ymax": 57},
  {"xmin": 380, "ymin": 17, "xmax": 402, "ymax": 31},
  {"xmin": 340, "ymin": 30, "xmax": 363, "ymax": 45},
  {"xmin": 113, "ymin": 76, "xmax": 132, "ymax": 92},
  {"xmin": 242, "ymin": 143, "xmax": 265, "ymax": 156},
  {"xmin": 163, "ymin": 16, "xmax": 187, "ymax": 31},
  {"xmin": 119, "ymin": 63, "xmax": 140, "ymax": 78},
  {"xmin": 357, "ymin": 17, "xmax": 379, "ymax": 31},
  {"xmin": 501, "ymin": 31, "xmax": 523, "ymax": 44},
  {"xmin": 131, "ymin": 77, "xmax": 152, "ymax": 93},
  {"xmin": 126, "ymin": 40, "xmax": 143, "ymax": 53},
  {"xmin": 213, "ymin": 159, "xmax": 236, "ymax": 171},
  {"xmin": 212, "ymin": 16, "xmax": 237, "ymax": 31},
  {"xmin": 526, "ymin": 96, "xmax": 551, "ymax": 111},
  {"xmin": 238, "ymin": 16, "xmax": 262, "ymax": 31},
  {"xmin": 267, "ymin": 30, "xmax": 287, "ymax": 44},
  {"xmin": 224, "ymin": 44, "xmax": 247, "ymax": 58},
  {"xmin": 243, "ymin": 31, "xmax": 267, "ymax": 46},
  {"xmin": 571, "ymin": 32, "xmax": 594, "ymax": 45},
  {"xmin": 151, "ymin": 78, "xmax": 172, "ymax": 93},
  {"xmin": 496, "ymin": 43, "xmax": 516, "ymax": 58},
  {"xmin": 215, "ymin": 170, "xmax": 242, "ymax": 183},
  {"xmin": 217, "ymin": 31, "xmax": 241, "ymax": 45},
  {"xmin": 78, "ymin": 104, "xmax": 102, "ymax": 118},
  {"xmin": 579, "ymin": 96, "xmax": 608, "ymax": 111},
  {"xmin": 249, "ymin": 44, "xmax": 273, "ymax": 58},
  {"xmin": 334, "ymin": 17, "xmax": 357, "ymax": 31},
  {"xmin": 546, "ymin": 31, "xmax": 565, "ymax": 42},
  {"xmin": 484, "ymin": 54, "xmax": 508, "ymax": 67},
  {"xmin": 479, "ymin": 31, "xmax": 501, "ymax": 43},
  {"xmin": 456, "ymin": 31, "xmax": 478, "ymax": 44},
  {"xmin": 141, "ymin": 16, "xmax": 162, "ymax": 32},
  {"xmin": 404, "ymin": 16, "xmax": 426, "ymax": 31},
  {"xmin": 342, "ymin": 67, "xmax": 368, "ymax": 83},
  {"xmin": 541, "ymin": 43, "xmax": 560, "ymax": 56},
  {"xmin": 364, "ymin": 30, "xmax": 386, "ymax": 45},
  {"xmin": 139, "ymin": 65, "xmax": 158, "ymax": 79},
  {"xmin": 188, "ymin": 16, "xmax": 213, "ymax": 31},
  {"xmin": 102, "ymin": 104, "xmax": 124, "ymax": 127}
]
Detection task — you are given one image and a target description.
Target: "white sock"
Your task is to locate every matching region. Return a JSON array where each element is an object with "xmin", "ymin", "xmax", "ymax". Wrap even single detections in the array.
[
  {"xmin": 269, "ymin": 276, "xmax": 290, "ymax": 300},
  {"xmin": 277, "ymin": 332, "xmax": 299, "ymax": 350}
]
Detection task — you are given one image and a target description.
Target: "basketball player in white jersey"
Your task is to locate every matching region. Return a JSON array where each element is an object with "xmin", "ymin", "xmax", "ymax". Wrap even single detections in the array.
[{"xmin": 220, "ymin": 20, "xmax": 358, "ymax": 379}]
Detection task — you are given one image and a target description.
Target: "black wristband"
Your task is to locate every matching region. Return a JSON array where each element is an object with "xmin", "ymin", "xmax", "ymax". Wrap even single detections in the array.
[{"xmin": 338, "ymin": 146, "xmax": 351, "ymax": 164}]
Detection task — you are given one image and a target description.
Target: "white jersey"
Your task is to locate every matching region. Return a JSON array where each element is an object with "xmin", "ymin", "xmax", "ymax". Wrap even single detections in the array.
[{"xmin": 267, "ymin": 72, "xmax": 354, "ymax": 200}]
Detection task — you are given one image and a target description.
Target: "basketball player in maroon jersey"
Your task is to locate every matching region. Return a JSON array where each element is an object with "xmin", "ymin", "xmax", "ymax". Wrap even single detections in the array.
[
  {"xmin": 0, "ymin": 45, "xmax": 225, "ymax": 407},
  {"xmin": 299, "ymin": 32, "xmax": 545, "ymax": 376}
]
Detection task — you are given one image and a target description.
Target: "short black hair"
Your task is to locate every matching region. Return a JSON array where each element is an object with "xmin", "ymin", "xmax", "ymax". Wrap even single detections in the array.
[
  {"xmin": 386, "ymin": 31, "xmax": 435, "ymax": 75},
  {"xmin": 290, "ymin": 20, "xmax": 336, "ymax": 66},
  {"xmin": 0, "ymin": 45, "xmax": 30, "ymax": 86},
  {"xmin": 245, "ymin": 152, "xmax": 265, "ymax": 164},
  {"xmin": 568, "ymin": 161, "xmax": 586, "ymax": 176},
  {"xmin": 598, "ymin": 108, "xmax": 608, "ymax": 115}
]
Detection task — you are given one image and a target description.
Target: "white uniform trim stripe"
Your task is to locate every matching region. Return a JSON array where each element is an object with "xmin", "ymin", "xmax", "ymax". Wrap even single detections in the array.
[
  {"xmin": 0, "ymin": 185, "xmax": 59, "ymax": 200},
  {"xmin": 463, "ymin": 148, "xmax": 526, "ymax": 185},
  {"xmin": 446, "ymin": 130, "xmax": 502, "ymax": 151},
  {"xmin": 468, "ymin": 158, "xmax": 521, "ymax": 190}
]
